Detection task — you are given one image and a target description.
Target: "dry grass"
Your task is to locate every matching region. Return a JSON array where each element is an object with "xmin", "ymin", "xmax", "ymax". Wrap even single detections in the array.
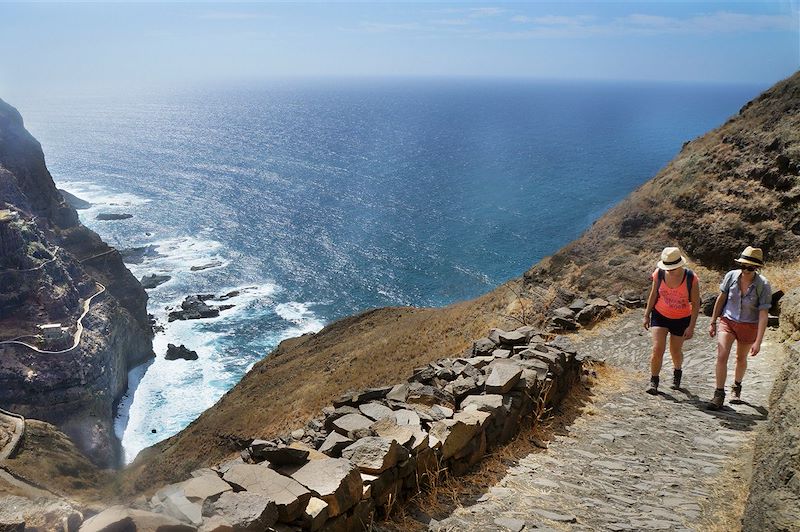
[
  {"xmin": 762, "ymin": 259, "xmax": 800, "ymax": 295},
  {"xmin": 2, "ymin": 419, "xmax": 114, "ymax": 505},
  {"xmin": 699, "ymin": 438, "xmax": 756, "ymax": 532}
]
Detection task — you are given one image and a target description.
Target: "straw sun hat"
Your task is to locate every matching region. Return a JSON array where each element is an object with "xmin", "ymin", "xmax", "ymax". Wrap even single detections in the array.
[
  {"xmin": 735, "ymin": 246, "xmax": 764, "ymax": 267},
  {"xmin": 657, "ymin": 247, "xmax": 687, "ymax": 271}
]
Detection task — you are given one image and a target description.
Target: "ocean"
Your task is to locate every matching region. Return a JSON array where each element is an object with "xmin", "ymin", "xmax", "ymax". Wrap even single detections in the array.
[{"xmin": 14, "ymin": 78, "xmax": 764, "ymax": 462}]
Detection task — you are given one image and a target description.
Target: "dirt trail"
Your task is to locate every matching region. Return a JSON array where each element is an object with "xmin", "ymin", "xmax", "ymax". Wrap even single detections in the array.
[{"xmin": 432, "ymin": 312, "xmax": 783, "ymax": 531}]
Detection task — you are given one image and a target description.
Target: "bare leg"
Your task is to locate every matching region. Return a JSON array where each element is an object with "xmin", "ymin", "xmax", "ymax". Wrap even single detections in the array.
[
  {"xmin": 650, "ymin": 327, "xmax": 668, "ymax": 377},
  {"xmin": 715, "ymin": 332, "xmax": 736, "ymax": 389},
  {"xmin": 734, "ymin": 341, "xmax": 752, "ymax": 383},
  {"xmin": 669, "ymin": 334, "xmax": 685, "ymax": 370}
]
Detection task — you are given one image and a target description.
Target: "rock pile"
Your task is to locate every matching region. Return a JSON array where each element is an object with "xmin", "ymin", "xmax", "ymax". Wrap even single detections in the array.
[
  {"xmin": 77, "ymin": 325, "xmax": 582, "ymax": 531},
  {"xmin": 550, "ymin": 296, "xmax": 624, "ymax": 331}
]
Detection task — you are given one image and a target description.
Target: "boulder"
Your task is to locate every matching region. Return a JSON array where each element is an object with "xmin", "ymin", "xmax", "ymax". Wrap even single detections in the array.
[
  {"xmin": 165, "ymin": 344, "xmax": 199, "ymax": 361},
  {"xmin": 485, "ymin": 361, "xmax": 523, "ymax": 394},
  {"xmin": 222, "ymin": 464, "xmax": 311, "ymax": 523},
  {"xmin": 568, "ymin": 298, "xmax": 586, "ymax": 312},
  {"xmin": 429, "ymin": 409, "xmax": 491, "ymax": 459},
  {"xmin": 444, "ymin": 375, "xmax": 481, "ymax": 401},
  {"xmin": 79, "ymin": 506, "xmax": 195, "ymax": 532},
  {"xmin": 460, "ymin": 394, "xmax": 504, "ymax": 414},
  {"xmin": 370, "ymin": 418, "xmax": 428, "ymax": 451},
  {"xmin": 586, "ymin": 297, "xmax": 609, "ymax": 307},
  {"xmin": 318, "ymin": 432, "xmax": 354, "ymax": 457},
  {"xmin": 203, "ymin": 491, "xmax": 278, "ymax": 531},
  {"xmin": 487, "ymin": 328, "xmax": 505, "ymax": 345},
  {"xmin": 290, "ymin": 459, "xmax": 363, "ymax": 517},
  {"xmin": 472, "ymin": 337, "xmax": 495, "ymax": 355},
  {"xmin": 359, "ymin": 402, "xmax": 395, "ymax": 421},
  {"xmin": 553, "ymin": 306, "xmax": 575, "ymax": 319},
  {"xmin": 406, "ymin": 383, "xmax": 454, "ymax": 408},
  {"xmin": 551, "ymin": 316, "xmax": 579, "ymax": 330},
  {"xmin": 464, "ymin": 356, "xmax": 494, "ymax": 369},
  {"xmin": 179, "ymin": 475, "xmax": 233, "ymax": 503},
  {"xmin": 302, "ymin": 497, "xmax": 329, "ymax": 532},
  {"xmin": 386, "ymin": 383, "xmax": 409, "ymax": 403},
  {"xmin": 331, "ymin": 413, "xmax": 374, "ymax": 437},
  {"xmin": 151, "ymin": 486, "xmax": 203, "ymax": 526},
  {"xmin": 498, "ymin": 330, "xmax": 527, "ymax": 346},
  {"xmin": 492, "ymin": 349, "xmax": 511, "ymax": 358},
  {"xmin": 393, "ymin": 409, "xmax": 421, "ymax": 426},
  {"xmin": 341, "ymin": 437, "xmax": 409, "ymax": 474},
  {"xmin": 249, "ymin": 442, "xmax": 309, "ymax": 466},
  {"xmin": 430, "ymin": 404, "xmax": 454, "ymax": 420}
]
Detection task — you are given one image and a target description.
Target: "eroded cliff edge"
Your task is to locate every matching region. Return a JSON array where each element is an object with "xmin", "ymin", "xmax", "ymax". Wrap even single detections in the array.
[{"xmin": 0, "ymin": 98, "xmax": 154, "ymax": 467}]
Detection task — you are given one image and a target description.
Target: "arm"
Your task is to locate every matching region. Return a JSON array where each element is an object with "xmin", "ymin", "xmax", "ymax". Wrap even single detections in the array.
[
  {"xmin": 643, "ymin": 276, "xmax": 658, "ymax": 330},
  {"xmin": 684, "ymin": 277, "xmax": 700, "ymax": 340},
  {"xmin": 749, "ymin": 309, "xmax": 769, "ymax": 356},
  {"xmin": 709, "ymin": 292, "xmax": 727, "ymax": 337}
]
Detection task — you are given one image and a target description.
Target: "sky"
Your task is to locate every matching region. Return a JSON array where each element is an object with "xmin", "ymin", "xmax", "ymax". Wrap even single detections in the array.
[{"xmin": 0, "ymin": 1, "xmax": 798, "ymax": 97}]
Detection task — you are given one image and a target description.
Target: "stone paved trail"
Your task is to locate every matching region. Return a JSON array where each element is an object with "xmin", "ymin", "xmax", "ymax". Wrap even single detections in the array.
[{"xmin": 432, "ymin": 313, "xmax": 782, "ymax": 531}]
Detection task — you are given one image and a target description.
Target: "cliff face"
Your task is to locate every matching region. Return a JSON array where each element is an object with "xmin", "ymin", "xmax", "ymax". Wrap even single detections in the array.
[
  {"xmin": 120, "ymin": 72, "xmax": 800, "ymax": 494},
  {"xmin": 0, "ymin": 98, "xmax": 154, "ymax": 467}
]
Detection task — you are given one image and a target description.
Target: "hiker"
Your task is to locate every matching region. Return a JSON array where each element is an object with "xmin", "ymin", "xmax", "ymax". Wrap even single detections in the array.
[
  {"xmin": 707, "ymin": 246, "xmax": 772, "ymax": 410},
  {"xmin": 643, "ymin": 247, "xmax": 700, "ymax": 394}
]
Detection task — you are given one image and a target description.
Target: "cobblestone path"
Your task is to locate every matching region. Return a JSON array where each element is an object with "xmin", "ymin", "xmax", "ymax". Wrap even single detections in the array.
[{"xmin": 432, "ymin": 313, "xmax": 782, "ymax": 531}]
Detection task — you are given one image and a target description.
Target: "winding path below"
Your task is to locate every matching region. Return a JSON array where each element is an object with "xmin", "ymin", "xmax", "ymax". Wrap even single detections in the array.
[
  {"xmin": 0, "ymin": 283, "xmax": 106, "ymax": 354},
  {"xmin": 432, "ymin": 313, "xmax": 782, "ymax": 531}
]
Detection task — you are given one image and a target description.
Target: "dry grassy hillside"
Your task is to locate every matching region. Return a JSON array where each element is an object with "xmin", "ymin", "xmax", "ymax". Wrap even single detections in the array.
[{"xmin": 118, "ymin": 71, "xmax": 800, "ymax": 498}]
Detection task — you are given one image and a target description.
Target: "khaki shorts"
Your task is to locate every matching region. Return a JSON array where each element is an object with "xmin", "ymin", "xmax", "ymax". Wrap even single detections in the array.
[{"xmin": 719, "ymin": 317, "xmax": 758, "ymax": 344}]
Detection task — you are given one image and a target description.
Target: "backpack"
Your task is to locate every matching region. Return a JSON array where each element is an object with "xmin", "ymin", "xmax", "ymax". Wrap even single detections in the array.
[{"xmin": 655, "ymin": 268, "xmax": 694, "ymax": 304}]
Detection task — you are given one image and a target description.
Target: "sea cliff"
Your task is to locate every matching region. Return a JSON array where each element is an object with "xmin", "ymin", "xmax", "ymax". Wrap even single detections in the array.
[{"xmin": 0, "ymin": 98, "xmax": 154, "ymax": 467}]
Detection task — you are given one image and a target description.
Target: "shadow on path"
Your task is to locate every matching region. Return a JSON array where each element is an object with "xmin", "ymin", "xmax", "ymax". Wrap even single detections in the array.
[{"xmin": 657, "ymin": 387, "xmax": 769, "ymax": 431}]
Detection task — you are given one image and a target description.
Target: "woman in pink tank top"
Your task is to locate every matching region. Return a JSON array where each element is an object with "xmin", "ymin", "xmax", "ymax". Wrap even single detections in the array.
[{"xmin": 642, "ymin": 247, "xmax": 701, "ymax": 395}]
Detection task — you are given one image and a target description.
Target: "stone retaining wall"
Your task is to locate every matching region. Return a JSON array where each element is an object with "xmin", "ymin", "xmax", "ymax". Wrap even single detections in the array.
[
  {"xmin": 78, "ymin": 325, "xmax": 582, "ymax": 532},
  {"xmin": 742, "ymin": 287, "xmax": 800, "ymax": 532}
]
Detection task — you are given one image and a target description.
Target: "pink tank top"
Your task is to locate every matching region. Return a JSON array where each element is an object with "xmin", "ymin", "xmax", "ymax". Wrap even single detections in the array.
[{"xmin": 652, "ymin": 268, "xmax": 697, "ymax": 319}]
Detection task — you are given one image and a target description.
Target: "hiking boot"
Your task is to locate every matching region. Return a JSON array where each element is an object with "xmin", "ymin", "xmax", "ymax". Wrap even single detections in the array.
[
  {"xmin": 670, "ymin": 369, "xmax": 683, "ymax": 390},
  {"xmin": 731, "ymin": 381, "xmax": 743, "ymax": 402},
  {"xmin": 646, "ymin": 376, "xmax": 659, "ymax": 395},
  {"xmin": 708, "ymin": 389, "xmax": 725, "ymax": 410}
]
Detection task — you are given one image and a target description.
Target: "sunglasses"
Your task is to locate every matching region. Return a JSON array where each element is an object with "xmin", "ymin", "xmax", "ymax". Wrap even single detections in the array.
[{"xmin": 742, "ymin": 265, "xmax": 758, "ymax": 272}]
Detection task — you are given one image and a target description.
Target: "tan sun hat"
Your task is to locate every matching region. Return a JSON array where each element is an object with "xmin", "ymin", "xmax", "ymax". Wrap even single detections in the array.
[
  {"xmin": 735, "ymin": 246, "xmax": 764, "ymax": 267},
  {"xmin": 657, "ymin": 247, "xmax": 687, "ymax": 271}
]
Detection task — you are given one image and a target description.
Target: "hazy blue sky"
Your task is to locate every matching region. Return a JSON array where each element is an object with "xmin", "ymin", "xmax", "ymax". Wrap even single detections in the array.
[{"xmin": 1, "ymin": 1, "xmax": 798, "ymax": 97}]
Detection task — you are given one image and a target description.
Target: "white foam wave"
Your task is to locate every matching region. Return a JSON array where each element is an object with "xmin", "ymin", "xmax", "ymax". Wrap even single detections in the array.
[
  {"xmin": 275, "ymin": 301, "xmax": 325, "ymax": 339},
  {"xmin": 125, "ymin": 235, "xmax": 228, "ymax": 278},
  {"xmin": 58, "ymin": 180, "xmax": 150, "ymax": 207}
]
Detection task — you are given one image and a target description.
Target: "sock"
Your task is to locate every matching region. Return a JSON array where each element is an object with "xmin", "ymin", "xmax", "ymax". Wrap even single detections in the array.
[
  {"xmin": 716, "ymin": 388, "xmax": 724, "ymax": 393},
  {"xmin": 650, "ymin": 376, "xmax": 659, "ymax": 385},
  {"xmin": 734, "ymin": 381, "xmax": 742, "ymax": 387},
  {"xmin": 674, "ymin": 369, "xmax": 682, "ymax": 377}
]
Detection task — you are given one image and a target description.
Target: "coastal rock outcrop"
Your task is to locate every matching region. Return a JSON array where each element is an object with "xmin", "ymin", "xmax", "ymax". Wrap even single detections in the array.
[{"xmin": 0, "ymin": 97, "xmax": 154, "ymax": 466}]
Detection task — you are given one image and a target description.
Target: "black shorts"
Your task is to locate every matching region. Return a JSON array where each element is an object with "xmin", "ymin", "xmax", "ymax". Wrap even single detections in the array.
[{"xmin": 650, "ymin": 308, "xmax": 691, "ymax": 337}]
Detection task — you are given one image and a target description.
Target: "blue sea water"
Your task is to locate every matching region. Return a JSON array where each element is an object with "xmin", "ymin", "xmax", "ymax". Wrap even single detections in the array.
[{"xmin": 14, "ymin": 79, "xmax": 764, "ymax": 462}]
